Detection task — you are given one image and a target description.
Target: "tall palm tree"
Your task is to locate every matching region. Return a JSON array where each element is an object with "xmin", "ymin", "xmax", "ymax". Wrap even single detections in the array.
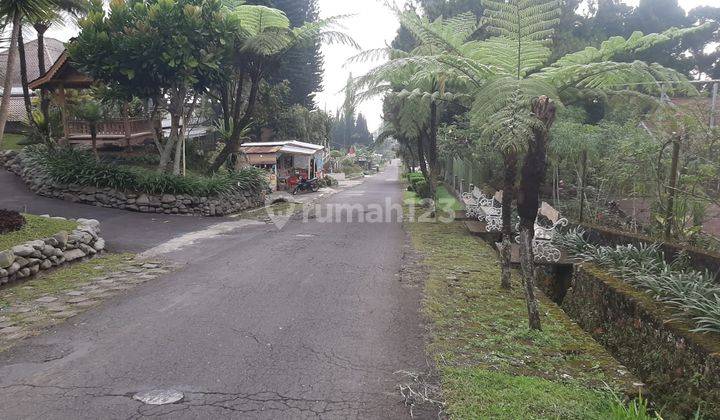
[
  {"xmin": 364, "ymin": 0, "xmax": 707, "ymax": 330},
  {"xmin": 356, "ymin": 10, "xmax": 479, "ymax": 198},
  {"xmin": 207, "ymin": 5, "xmax": 357, "ymax": 172},
  {"xmin": 0, "ymin": 0, "xmax": 51, "ymax": 146}
]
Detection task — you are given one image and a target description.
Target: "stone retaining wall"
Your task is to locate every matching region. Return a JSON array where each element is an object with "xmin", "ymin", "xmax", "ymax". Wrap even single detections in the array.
[
  {"xmin": 0, "ymin": 150, "xmax": 264, "ymax": 217},
  {"xmin": 563, "ymin": 263, "xmax": 720, "ymax": 417},
  {"xmin": 0, "ymin": 217, "xmax": 105, "ymax": 286}
]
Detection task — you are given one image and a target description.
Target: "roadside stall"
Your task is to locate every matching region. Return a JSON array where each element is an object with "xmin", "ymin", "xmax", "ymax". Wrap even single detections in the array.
[{"xmin": 239, "ymin": 141, "xmax": 326, "ymax": 191}]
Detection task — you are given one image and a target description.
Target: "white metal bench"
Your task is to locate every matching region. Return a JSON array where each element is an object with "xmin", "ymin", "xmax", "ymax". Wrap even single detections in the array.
[
  {"xmin": 515, "ymin": 202, "xmax": 568, "ymax": 262},
  {"xmin": 479, "ymin": 191, "xmax": 503, "ymax": 232},
  {"xmin": 462, "ymin": 187, "xmax": 488, "ymax": 218}
]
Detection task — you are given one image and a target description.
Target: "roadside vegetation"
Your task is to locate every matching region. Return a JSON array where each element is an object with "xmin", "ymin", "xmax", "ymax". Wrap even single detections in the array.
[
  {"xmin": 404, "ymin": 215, "xmax": 649, "ymax": 418},
  {"xmin": 0, "ymin": 214, "xmax": 77, "ymax": 251},
  {"xmin": 23, "ymin": 145, "xmax": 268, "ymax": 197}
]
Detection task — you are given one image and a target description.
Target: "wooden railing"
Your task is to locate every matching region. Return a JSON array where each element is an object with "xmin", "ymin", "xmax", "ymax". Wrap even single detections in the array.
[{"xmin": 66, "ymin": 118, "xmax": 155, "ymax": 136}]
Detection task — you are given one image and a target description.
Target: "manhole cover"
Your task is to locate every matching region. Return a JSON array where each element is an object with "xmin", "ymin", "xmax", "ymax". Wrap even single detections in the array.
[{"xmin": 133, "ymin": 389, "xmax": 184, "ymax": 405}]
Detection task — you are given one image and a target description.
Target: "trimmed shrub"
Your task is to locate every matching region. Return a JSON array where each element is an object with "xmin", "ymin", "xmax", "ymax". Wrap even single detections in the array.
[
  {"xmin": 0, "ymin": 209, "xmax": 26, "ymax": 234},
  {"xmin": 414, "ymin": 180, "xmax": 432, "ymax": 199},
  {"xmin": 24, "ymin": 145, "xmax": 268, "ymax": 197}
]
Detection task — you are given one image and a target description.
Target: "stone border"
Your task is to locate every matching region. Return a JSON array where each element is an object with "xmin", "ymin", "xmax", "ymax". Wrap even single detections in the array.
[
  {"xmin": 562, "ymin": 263, "xmax": 720, "ymax": 417},
  {"xmin": 0, "ymin": 150, "xmax": 264, "ymax": 217},
  {"xmin": 0, "ymin": 217, "xmax": 104, "ymax": 286}
]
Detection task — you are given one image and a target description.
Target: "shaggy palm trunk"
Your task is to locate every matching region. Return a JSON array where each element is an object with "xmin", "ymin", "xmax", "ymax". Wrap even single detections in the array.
[
  {"xmin": 516, "ymin": 96, "xmax": 556, "ymax": 331},
  {"xmin": 17, "ymin": 30, "xmax": 33, "ymax": 124},
  {"xmin": 500, "ymin": 152, "xmax": 517, "ymax": 289},
  {"xmin": 0, "ymin": 12, "xmax": 22, "ymax": 146},
  {"xmin": 578, "ymin": 149, "xmax": 588, "ymax": 223}
]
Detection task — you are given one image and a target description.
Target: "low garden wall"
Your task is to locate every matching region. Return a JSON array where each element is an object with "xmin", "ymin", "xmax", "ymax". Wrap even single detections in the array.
[
  {"xmin": 1, "ymin": 217, "xmax": 104, "ymax": 286},
  {"xmin": 0, "ymin": 150, "xmax": 265, "ymax": 217},
  {"xmin": 577, "ymin": 222, "xmax": 720, "ymax": 281},
  {"xmin": 562, "ymin": 263, "xmax": 720, "ymax": 417}
]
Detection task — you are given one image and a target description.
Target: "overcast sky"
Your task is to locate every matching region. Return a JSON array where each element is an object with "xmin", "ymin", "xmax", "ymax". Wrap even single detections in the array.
[{"xmin": 33, "ymin": 0, "xmax": 720, "ymax": 132}]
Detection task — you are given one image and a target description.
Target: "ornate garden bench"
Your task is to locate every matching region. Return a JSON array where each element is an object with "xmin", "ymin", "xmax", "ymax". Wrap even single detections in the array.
[
  {"xmin": 515, "ymin": 202, "xmax": 568, "ymax": 263},
  {"xmin": 462, "ymin": 187, "xmax": 488, "ymax": 218},
  {"xmin": 479, "ymin": 191, "xmax": 503, "ymax": 232}
]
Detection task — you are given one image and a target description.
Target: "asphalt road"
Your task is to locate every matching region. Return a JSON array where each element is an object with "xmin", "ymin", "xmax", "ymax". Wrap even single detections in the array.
[
  {"xmin": 0, "ymin": 162, "xmax": 430, "ymax": 419},
  {"xmin": 0, "ymin": 169, "xmax": 221, "ymax": 253}
]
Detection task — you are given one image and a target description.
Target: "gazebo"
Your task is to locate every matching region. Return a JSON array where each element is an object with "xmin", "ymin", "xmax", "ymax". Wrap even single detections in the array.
[{"xmin": 28, "ymin": 50, "xmax": 156, "ymax": 148}]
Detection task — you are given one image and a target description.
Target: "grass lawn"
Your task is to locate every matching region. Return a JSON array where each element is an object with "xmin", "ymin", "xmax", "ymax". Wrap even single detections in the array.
[
  {"xmin": 0, "ymin": 215, "xmax": 78, "ymax": 251},
  {"xmin": 435, "ymin": 185, "xmax": 463, "ymax": 211},
  {"xmin": 404, "ymin": 218, "xmax": 640, "ymax": 418},
  {"xmin": 0, "ymin": 133, "xmax": 26, "ymax": 151}
]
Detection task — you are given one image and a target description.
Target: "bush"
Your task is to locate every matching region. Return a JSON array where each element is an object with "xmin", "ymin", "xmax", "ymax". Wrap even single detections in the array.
[
  {"xmin": 414, "ymin": 180, "xmax": 432, "ymax": 199},
  {"xmin": 324, "ymin": 175, "xmax": 338, "ymax": 186},
  {"xmin": 24, "ymin": 145, "xmax": 268, "ymax": 197},
  {"xmin": 0, "ymin": 209, "xmax": 26, "ymax": 234}
]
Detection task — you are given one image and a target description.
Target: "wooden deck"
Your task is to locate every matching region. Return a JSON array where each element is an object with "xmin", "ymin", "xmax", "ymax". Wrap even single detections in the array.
[{"xmin": 67, "ymin": 119, "xmax": 155, "ymax": 148}]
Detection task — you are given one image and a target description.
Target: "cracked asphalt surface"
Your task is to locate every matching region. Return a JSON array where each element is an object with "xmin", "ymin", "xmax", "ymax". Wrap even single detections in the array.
[{"xmin": 0, "ymin": 162, "xmax": 431, "ymax": 419}]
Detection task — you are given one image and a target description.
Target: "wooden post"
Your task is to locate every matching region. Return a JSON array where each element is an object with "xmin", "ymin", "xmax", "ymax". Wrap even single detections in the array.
[
  {"xmin": 711, "ymin": 82, "xmax": 718, "ymax": 129},
  {"xmin": 57, "ymin": 84, "xmax": 69, "ymax": 145},
  {"xmin": 579, "ymin": 149, "xmax": 588, "ymax": 223},
  {"xmin": 664, "ymin": 131, "xmax": 682, "ymax": 240},
  {"xmin": 123, "ymin": 103, "xmax": 131, "ymax": 149}
]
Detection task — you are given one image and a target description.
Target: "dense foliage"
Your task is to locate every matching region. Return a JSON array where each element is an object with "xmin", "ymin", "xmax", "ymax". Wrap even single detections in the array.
[
  {"xmin": 555, "ymin": 228, "xmax": 720, "ymax": 334},
  {"xmin": 24, "ymin": 146, "xmax": 268, "ymax": 197},
  {"xmin": 0, "ymin": 209, "xmax": 26, "ymax": 234}
]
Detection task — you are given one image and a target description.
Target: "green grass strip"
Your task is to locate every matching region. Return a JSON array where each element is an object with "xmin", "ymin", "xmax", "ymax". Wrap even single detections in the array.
[
  {"xmin": 0, "ymin": 215, "xmax": 78, "ymax": 251},
  {"xmin": 404, "ymin": 218, "xmax": 637, "ymax": 418}
]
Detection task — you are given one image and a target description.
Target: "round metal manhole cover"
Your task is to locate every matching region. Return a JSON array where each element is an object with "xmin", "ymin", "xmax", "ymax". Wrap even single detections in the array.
[{"xmin": 133, "ymin": 389, "xmax": 184, "ymax": 405}]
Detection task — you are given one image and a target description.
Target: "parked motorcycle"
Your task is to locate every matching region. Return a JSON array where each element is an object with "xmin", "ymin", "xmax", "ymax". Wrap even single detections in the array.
[{"xmin": 292, "ymin": 177, "xmax": 320, "ymax": 195}]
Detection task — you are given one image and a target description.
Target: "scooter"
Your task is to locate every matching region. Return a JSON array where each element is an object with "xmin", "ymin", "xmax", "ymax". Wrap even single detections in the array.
[{"xmin": 292, "ymin": 177, "xmax": 320, "ymax": 195}]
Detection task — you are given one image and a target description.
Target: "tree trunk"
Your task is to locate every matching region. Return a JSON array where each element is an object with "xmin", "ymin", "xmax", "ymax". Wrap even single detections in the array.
[
  {"xmin": 416, "ymin": 134, "xmax": 429, "ymax": 181},
  {"xmin": 516, "ymin": 96, "xmax": 557, "ymax": 331},
  {"xmin": 425, "ymin": 101, "xmax": 440, "ymax": 198},
  {"xmin": 209, "ymin": 73, "xmax": 260, "ymax": 173},
  {"xmin": 159, "ymin": 112, "xmax": 180, "ymax": 172},
  {"xmin": 17, "ymin": 29, "xmax": 33, "ymax": 124},
  {"xmin": 500, "ymin": 152, "xmax": 517, "ymax": 290},
  {"xmin": 518, "ymin": 222, "xmax": 541, "ymax": 330},
  {"xmin": 35, "ymin": 24, "xmax": 51, "ymax": 131},
  {"xmin": 0, "ymin": 12, "xmax": 23, "ymax": 146}
]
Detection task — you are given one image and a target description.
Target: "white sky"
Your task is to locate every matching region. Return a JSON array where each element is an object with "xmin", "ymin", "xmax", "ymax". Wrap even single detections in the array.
[{"xmin": 26, "ymin": 0, "xmax": 720, "ymax": 132}]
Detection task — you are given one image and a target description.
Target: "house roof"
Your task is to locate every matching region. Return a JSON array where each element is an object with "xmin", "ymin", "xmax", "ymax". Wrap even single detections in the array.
[
  {"xmin": 241, "ymin": 140, "xmax": 325, "ymax": 151},
  {"xmin": 28, "ymin": 50, "xmax": 93, "ymax": 90},
  {"xmin": 240, "ymin": 141, "xmax": 325, "ymax": 158},
  {"xmin": 0, "ymin": 38, "xmax": 65, "ymax": 88}
]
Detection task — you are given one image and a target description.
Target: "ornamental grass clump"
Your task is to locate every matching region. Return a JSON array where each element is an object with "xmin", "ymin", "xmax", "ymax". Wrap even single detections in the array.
[
  {"xmin": 554, "ymin": 228, "xmax": 720, "ymax": 334},
  {"xmin": 23, "ymin": 145, "xmax": 267, "ymax": 197}
]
